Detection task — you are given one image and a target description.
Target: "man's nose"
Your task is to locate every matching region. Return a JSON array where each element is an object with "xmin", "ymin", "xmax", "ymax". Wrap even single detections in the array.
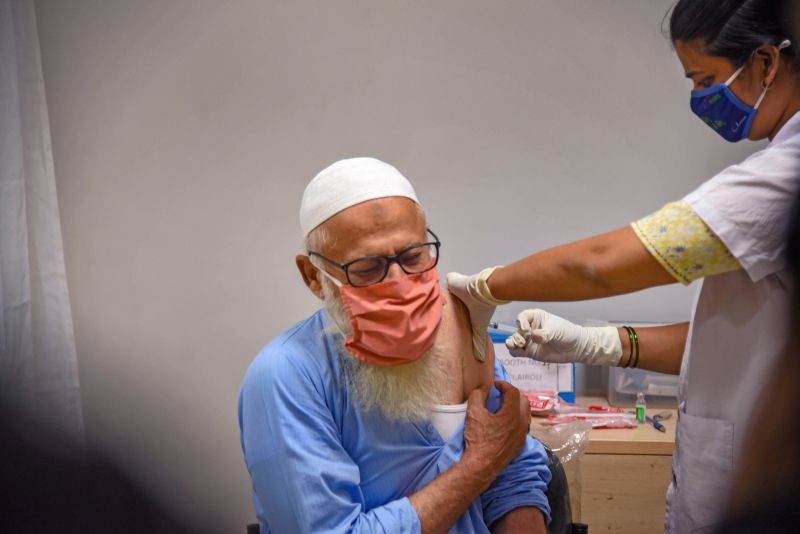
[{"xmin": 384, "ymin": 262, "xmax": 406, "ymax": 281}]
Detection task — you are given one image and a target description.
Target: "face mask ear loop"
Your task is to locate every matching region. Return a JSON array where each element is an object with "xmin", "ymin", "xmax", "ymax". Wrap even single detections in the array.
[
  {"xmin": 724, "ymin": 64, "xmax": 747, "ymax": 86},
  {"xmin": 754, "ymin": 85, "xmax": 769, "ymax": 109},
  {"xmin": 310, "ymin": 256, "xmax": 344, "ymax": 287}
]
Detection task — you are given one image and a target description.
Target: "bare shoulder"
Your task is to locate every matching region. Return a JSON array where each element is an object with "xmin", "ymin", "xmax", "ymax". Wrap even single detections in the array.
[{"xmin": 437, "ymin": 291, "xmax": 494, "ymax": 400}]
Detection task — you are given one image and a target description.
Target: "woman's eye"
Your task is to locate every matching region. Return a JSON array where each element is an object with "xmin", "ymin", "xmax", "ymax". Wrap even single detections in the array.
[{"xmin": 699, "ymin": 77, "xmax": 714, "ymax": 89}]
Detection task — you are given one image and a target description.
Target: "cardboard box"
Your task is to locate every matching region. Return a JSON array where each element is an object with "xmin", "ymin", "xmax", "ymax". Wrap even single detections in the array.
[{"xmin": 491, "ymin": 331, "xmax": 575, "ymax": 402}]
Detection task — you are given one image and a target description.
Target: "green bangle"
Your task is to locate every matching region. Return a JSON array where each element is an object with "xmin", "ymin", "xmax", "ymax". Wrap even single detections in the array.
[
  {"xmin": 628, "ymin": 326, "xmax": 640, "ymax": 368},
  {"xmin": 621, "ymin": 326, "xmax": 634, "ymax": 368}
]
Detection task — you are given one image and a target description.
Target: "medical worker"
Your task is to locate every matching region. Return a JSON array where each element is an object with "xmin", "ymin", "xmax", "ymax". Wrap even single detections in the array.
[{"xmin": 448, "ymin": 1, "xmax": 800, "ymax": 532}]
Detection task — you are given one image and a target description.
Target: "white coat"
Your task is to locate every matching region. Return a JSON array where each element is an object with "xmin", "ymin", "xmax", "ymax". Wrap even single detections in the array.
[{"xmin": 665, "ymin": 113, "xmax": 800, "ymax": 533}]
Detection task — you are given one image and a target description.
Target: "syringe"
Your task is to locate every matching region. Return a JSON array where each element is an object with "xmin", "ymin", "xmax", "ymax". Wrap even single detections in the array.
[{"xmin": 488, "ymin": 321, "xmax": 519, "ymax": 334}]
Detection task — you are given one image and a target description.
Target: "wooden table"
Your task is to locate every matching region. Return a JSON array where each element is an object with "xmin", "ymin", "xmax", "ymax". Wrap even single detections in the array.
[{"xmin": 531, "ymin": 396, "xmax": 677, "ymax": 533}]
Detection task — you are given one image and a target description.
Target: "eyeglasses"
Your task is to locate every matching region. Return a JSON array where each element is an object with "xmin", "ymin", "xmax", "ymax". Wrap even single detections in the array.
[{"xmin": 309, "ymin": 229, "xmax": 441, "ymax": 287}]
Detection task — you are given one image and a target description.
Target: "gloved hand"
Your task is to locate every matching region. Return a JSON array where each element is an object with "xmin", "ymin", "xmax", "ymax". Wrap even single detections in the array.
[
  {"xmin": 446, "ymin": 267, "xmax": 510, "ymax": 363},
  {"xmin": 505, "ymin": 309, "xmax": 622, "ymax": 366}
]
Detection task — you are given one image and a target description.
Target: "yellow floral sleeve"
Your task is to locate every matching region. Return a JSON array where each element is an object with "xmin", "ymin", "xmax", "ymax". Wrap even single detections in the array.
[{"xmin": 631, "ymin": 200, "xmax": 741, "ymax": 285}]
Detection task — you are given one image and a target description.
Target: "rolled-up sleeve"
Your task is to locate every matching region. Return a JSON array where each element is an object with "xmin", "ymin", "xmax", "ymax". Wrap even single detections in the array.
[
  {"xmin": 238, "ymin": 344, "xmax": 421, "ymax": 534},
  {"xmin": 481, "ymin": 436, "xmax": 552, "ymax": 527},
  {"xmin": 480, "ymin": 361, "xmax": 552, "ymax": 526},
  {"xmin": 631, "ymin": 201, "xmax": 740, "ymax": 285}
]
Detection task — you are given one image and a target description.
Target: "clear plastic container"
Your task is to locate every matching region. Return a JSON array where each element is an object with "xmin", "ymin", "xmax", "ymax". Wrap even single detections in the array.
[
  {"xmin": 584, "ymin": 319, "xmax": 680, "ymax": 408},
  {"xmin": 603, "ymin": 366, "xmax": 678, "ymax": 408}
]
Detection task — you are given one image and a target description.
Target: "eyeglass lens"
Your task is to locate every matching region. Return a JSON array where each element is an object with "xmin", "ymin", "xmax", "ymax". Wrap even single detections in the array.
[{"xmin": 347, "ymin": 243, "xmax": 438, "ymax": 287}]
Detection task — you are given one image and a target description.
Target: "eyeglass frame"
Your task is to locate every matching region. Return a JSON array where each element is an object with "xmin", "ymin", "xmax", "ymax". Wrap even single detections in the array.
[{"xmin": 308, "ymin": 228, "xmax": 441, "ymax": 287}]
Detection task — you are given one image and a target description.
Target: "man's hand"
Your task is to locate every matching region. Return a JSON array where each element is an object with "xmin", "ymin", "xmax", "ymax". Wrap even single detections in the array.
[
  {"xmin": 447, "ymin": 268, "xmax": 509, "ymax": 363},
  {"xmin": 462, "ymin": 381, "xmax": 530, "ymax": 479},
  {"xmin": 408, "ymin": 381, "xmax": 534, "ymax": 534}
]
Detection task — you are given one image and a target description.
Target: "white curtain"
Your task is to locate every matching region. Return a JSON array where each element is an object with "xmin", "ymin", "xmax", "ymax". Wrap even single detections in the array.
[{"xmin": 0, "ymin": 0, "xmax": 83, "ymax": 439}]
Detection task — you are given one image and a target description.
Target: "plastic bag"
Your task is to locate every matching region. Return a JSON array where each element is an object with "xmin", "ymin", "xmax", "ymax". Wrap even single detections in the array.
[
  {"xmin": 540, "ymin": 412, "xmax": 637, "ymax": 429},
  {"xmin": 524, "ymin": 390, "xmax": 634, "ymax": 428},
  {"xmin": 524, "ymin": 390, "xmax": 561, "ymax": 415},
  {"xmin": 525, "ymin": 389, "xmax": 627, "ymax": 414},
  {"xmin": 533, "ymin": 421, "xmax": 593, "ymax": 532},
  {"xmin": 533, "ymin": 420, "xmax": 592, "ymax": 465}
]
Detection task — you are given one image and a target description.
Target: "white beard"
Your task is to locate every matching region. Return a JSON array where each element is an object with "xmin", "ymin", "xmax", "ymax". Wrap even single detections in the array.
[{"xmin": 320, "ymin": 277, "xmax": 450, "ymax": 422}]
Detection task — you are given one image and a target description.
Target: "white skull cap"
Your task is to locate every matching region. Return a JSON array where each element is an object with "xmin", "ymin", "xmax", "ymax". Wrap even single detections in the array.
[{"xmin": 300, "ymin": 157, "xmax": 420, "ymax": 238}]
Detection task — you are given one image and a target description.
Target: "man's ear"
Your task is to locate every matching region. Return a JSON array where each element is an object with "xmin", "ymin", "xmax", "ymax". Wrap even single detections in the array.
[{"xmin": 296, "ymin": 255, "xmax": 324, "ymax": 299}]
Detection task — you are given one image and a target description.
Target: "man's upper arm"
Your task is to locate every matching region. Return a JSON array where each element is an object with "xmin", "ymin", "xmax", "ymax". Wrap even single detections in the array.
[
  {"xmin": 480, "ymin": 360, "xmax": 552, "ymax": 527},
  {"xmin": 239, "ymin": 345, "xmax": 420, "ymax": 533},
  {"xmin": 491, "ymin": 506, "xmax": 547, "ymax": 534}
]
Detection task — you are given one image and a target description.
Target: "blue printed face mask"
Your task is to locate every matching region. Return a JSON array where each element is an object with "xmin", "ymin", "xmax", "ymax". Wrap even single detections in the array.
[{"xmin": 690, "ymin": 40, "xmax": 790, "ymax": 142}]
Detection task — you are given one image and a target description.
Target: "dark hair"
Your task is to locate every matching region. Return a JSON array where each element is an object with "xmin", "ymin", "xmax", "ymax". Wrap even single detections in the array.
[{"xmin": 667, "ymin": 0, "xmax": 798, "ymax": 67}]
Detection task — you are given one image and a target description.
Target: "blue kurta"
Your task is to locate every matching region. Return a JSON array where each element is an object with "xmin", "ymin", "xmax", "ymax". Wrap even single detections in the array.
[{"xmin": 239, "ymin": 310, "xmax": 551, "ymax": 533}]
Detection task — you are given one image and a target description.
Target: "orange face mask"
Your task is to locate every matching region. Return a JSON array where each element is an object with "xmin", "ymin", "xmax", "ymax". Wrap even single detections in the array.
[{"xmin": 319, "ymin": 268, "xmax": 445, "ymax": 366}]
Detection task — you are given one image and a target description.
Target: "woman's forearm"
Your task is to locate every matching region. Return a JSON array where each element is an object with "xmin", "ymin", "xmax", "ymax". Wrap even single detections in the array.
[
  {"xmin": 488, "ymin": 227, "xmax": 676, "ymax": 301},
  {"xmin": 617, "ymin": 322, "xmax": 689, "ymax": 375}
]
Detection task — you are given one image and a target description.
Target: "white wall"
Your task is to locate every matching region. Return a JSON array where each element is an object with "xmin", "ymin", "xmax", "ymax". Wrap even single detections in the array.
[{"xmin": 34, "ymin": 1, "xmax": 760, "ymax": 531}]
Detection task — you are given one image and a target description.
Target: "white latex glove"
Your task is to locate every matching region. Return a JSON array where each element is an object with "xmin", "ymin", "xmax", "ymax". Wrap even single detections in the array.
[
  {"xmin": 446, "ymin": 267, "xmax": 509, "ymax": 363},
  {"xmin": 505, "ymin": 309, "xmax": 622, "ymax": 366}
]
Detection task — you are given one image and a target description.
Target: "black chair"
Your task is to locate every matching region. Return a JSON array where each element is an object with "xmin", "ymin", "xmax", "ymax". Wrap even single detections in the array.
[{"xmin": 544, "ymin": 444, "xmax": 573, "ymax": 534}]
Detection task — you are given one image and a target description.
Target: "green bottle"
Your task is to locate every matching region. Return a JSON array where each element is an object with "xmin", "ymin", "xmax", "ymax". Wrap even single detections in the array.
[{"xmin": 635, "ymin": 392, "xmax": 646, "ymax": 424}]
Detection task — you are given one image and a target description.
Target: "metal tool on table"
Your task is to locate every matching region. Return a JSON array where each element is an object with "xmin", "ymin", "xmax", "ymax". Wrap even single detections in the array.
[
  {"xmin": 628, "ymin": 409, "xmax": 671, "ymax": 432},
  {"xmin": 646, "ymin": 411, "xmax": 672, "ymax": 433}
]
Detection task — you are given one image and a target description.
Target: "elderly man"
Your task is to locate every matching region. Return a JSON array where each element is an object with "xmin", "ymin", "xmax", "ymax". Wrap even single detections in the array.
[{"xmin": 239, "ymin": 157, "xmax": 551, "ymax": 533}]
